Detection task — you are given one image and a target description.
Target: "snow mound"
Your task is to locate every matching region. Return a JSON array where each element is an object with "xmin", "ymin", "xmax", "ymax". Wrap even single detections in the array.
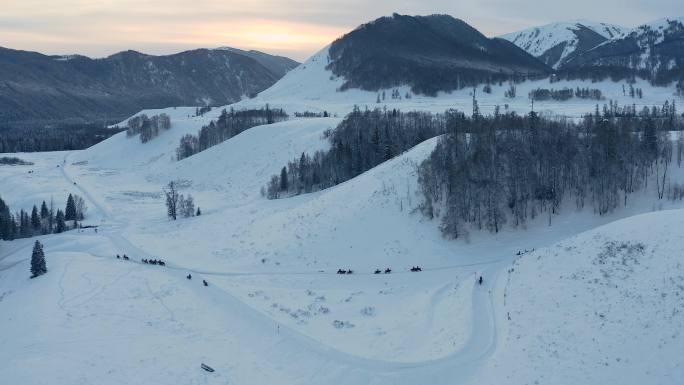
[{"xmin": 479, "ymin": 209, "xmax": 684, "ymax": 385}]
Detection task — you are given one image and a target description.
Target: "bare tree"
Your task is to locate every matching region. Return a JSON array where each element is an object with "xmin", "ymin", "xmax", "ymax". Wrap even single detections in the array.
[{"xmin": 164, "ymin": 182, "xmax": 179, "ymax": 220}]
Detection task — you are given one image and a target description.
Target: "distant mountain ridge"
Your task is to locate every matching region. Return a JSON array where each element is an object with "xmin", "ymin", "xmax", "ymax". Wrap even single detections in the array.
[
  {"xmin": 501, "ymin": 17, "xmax": 684, "ymax": 84},
  {"xmin": 326, "ymin": 14, "xmax": 551, "ymax": 95},
  {"xmin": 0, "ymin": 47, "xmax": 299, "ymax": 125},
  {"xmin": 561, "ymin": 17, "xmax": 684, "ymax": 84},
  {"xmin": 500, "ymin": 21, "xmax": 628, "ymax": 69}
]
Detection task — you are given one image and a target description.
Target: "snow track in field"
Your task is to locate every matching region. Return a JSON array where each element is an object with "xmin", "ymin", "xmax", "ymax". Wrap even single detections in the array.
[{"xmin": 55, "ymin": 148, "xmax": 507, "ymax": 384}]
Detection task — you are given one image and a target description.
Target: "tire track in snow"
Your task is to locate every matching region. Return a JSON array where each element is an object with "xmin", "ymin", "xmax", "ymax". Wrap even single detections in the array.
[{"xmin": 59, "ymin": 151, "xmax": 511, "ymax": 384}]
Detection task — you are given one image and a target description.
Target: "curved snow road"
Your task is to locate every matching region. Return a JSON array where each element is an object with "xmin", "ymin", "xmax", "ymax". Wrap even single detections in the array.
[{"xmin": 59, "ymin": 152, "xmax": 507, "ymax": 384}]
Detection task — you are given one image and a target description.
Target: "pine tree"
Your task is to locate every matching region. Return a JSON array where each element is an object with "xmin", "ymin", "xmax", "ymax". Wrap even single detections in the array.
[
  {"xmin": 30, "ymin": 240, "xmax": 47, "ymax": 278},
  {"xmin": 48, "ymin": 198, "xmax": 55, "ymax": 233},
  {"xmin": 55, "ymin": 210, "xmax": 66, "ymax": 233},
  {"xmin": 164, "ymin": 181, "xmax": 179, "ymax": 220},
  {"xmin": 65, "ymin": 194, "xmax": 77, "ymax": 221},
  {"xmin": 279, "ymin": 166, "xmax": 288, "ymax": 192},
  {"xmin": 0, "ymin": 196, "xmax": 12, "ymax": 240},
  {"xmin": 40, "ymin": 201, "xmax": 49, "ymax": 219},
  {"xmin": 31, "ymin": 205, "xmax": 41, "ymax": 231},
  {"xmin": 19, "ymin": 210, "xmax": 31, "ymax": 238}
]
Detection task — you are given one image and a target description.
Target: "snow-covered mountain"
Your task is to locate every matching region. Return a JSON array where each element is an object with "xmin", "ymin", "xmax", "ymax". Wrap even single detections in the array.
[
  {"xmin": 500, "ymin": 21, "xmax": 628, "ymax": 68},
  {"xmin": 562, "ymin": 17, "xmax": 684, "ymax": 81},
  {"xmin": 0, "ymin": 46, "xmax": 299, "ymax": 125},
  {"xmin": 323, "ymin": 14, "xmax": 550, "ymax": 95}
]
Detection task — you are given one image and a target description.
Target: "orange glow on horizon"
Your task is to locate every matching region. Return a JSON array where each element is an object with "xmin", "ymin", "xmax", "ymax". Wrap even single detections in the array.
[
  {"xmin": 0, "ymin": 9, "xmax": 348, "ymax": 60},
  {"xmin": 180, "ymin": 19, "xmax": 346, "ymax": 51}
]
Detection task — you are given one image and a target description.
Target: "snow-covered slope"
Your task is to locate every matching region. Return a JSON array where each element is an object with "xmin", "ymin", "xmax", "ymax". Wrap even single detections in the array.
[
  {"xmin": 477, "ymin": 210, "xmax": 684, "ymax": 385},
  {"xmin": 230, "ymin": 46, "xmax": 678, "ymax": 119},
  {"xmin": 500, "ymin": 21, "xmax": 628, "ymax": 68},
  {"xmin": 2, "ymin": 19, "xmax": 684, "ymax": 384}
]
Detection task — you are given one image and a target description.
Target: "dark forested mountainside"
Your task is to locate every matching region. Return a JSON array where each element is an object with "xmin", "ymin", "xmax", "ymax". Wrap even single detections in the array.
[
  {"xmin": 0, "ymin": 46, "xmax": 298, "ymax": 126},
  {"xmin": 326, "ymin": 14, "xmax": 551, "ymax": 96},
  {"xmin": 0, "ymin": 123, "xmax": 124, "ymax": 153}
]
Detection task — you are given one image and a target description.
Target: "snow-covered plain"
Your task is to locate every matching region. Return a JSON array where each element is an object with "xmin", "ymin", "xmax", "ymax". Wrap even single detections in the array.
[{"xmin": 1, "ymin": 45, "xmax": 684, "ymax": 384}]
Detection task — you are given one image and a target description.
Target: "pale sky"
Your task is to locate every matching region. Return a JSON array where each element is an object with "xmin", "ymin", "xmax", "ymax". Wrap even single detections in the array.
[{"xmin": 0, "ymin": 0, "xmax": 681, "ymax": 61}]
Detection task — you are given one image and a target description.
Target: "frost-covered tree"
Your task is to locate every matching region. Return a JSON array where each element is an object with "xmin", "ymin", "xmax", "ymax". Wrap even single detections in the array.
[
  {"xmin": 164, "ymin": 182, "xmax": 179, "ymax": 220},
  {"xmin": 178, "ymin": 194, "xmax": 195, "ymax": 218},
  {"xmin": 73, "ymin": 195, "xmax": 87, "ymax": 220},
  {"xmin": 30, "ymin": 240, "xmax": 47, "ymax": 278}
]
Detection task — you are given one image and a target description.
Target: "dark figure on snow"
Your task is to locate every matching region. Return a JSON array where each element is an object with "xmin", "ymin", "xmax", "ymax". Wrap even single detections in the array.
[
  {"xmin": 374, "ymin": 269, "xmax": 381, "ymax": 274},
  {"xmin": 411, "ymin": 266, "xmax": 422, "ymax": 272},
  {"xmin": 142, "ymin": 259, "xmax": 147, "ymax": 264},
  {"xmin": 478, "ymin": 276, "xmax": 483, "ymax": 285},
  {"xmin": 187, "ymin": 274, "xmax": 192, "ymax": 280},
  {"xmin": 116, "ymin": 254, "xmax": 120, "ymax": 259},
  {"xmin": 346, "ymin": 269, "xmax": 353, "ymax": 274},
  {"xmin": 337, "ymin": 269, "xmax": 346, "ymax": 275},
  {"xmin": 384, "ymin": 268, "xmax": 391, "ymax": 274},
  {"xmin": 159, "ymin": 261, "xmax": 165, "ymax": 266},
  {"xmin": 203, "ymin": 280, "xmax": 208, "ymax": 287},
  {"xmin": 123, "ymin": 255, "xmax": 129, "ymax": 261}
]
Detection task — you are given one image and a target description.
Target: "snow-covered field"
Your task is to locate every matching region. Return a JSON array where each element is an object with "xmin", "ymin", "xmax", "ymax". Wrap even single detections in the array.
[{"xmin": 2, "ymin": 45, "xmax": 684, "ymax": 384}]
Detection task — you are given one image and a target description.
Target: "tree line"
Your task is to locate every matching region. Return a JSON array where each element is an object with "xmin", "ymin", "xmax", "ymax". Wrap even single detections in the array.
[
  {"xmin": 263, "ymin": 100, "xmax": 684, "ymax": 239},
  {"xmin": 0, "ymin": 157, "xmax": 33, "ymax": 166},
  {"xmin": 293, "ymin": 111, "xmax": 331, "ymax": 118},
  {"xmin": 0, "ymin": 193, "xmax": 86, "ymax": 240},
  {"xmin": 418, "ymin": 102, "xmax": 683, "ymax": 239},
  {"xmin": 0, "ymin": 123, "xmax": 124, "ymax": 153},
  {"xmin": 263, "ymin": 107, "xmax": 447, "ymax": 199},
  {"xmin": 529, "ymin": 87, "xmax": 604, "ymax": 101},
  {"xmin": 126, "ymin": 113, "xmax": 171, "ymax": 143},
  {"xmin": 176, "ymin": 105, "xmax": 288, "ymax": 160}
]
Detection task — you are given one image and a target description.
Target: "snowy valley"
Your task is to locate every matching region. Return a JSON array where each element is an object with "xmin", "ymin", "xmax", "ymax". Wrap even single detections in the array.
[{"xmin": 1, "ymin": 12, "xmax": 684, "ymax": 385}]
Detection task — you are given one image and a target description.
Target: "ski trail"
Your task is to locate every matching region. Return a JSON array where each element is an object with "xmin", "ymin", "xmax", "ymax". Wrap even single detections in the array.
[{"xmin": 59, "ymin": 152, "xmax": 511, "ymax": 383}]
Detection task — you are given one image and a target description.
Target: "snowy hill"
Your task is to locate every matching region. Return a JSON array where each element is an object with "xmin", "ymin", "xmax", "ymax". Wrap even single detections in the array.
[
  {"xmin": 3, "ymin": 96, "xmax": 684, "ymax": 384},
  {"xmin": 478, "ymin": 210, "xmax": 684, "ymax": 385},
  {"xmin": 2, "ymin": 13, "xmax": 684, "ymax": 385},
  {"xmin": 323, "ymin": 14, "xmax": 550, "ymax": 95},
  {"xmin": 500, "ymin": 21, "xmax": 628, "ymax": 68},
  {"xmin": 232, "ymin": 48, "xmax": 678, "ymax": 118}
]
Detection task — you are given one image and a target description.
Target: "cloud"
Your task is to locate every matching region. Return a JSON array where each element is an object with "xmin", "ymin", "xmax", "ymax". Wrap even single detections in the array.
[{"xmin": 0, "ymin": 0, "xmax": 681, "ymax": 61}]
